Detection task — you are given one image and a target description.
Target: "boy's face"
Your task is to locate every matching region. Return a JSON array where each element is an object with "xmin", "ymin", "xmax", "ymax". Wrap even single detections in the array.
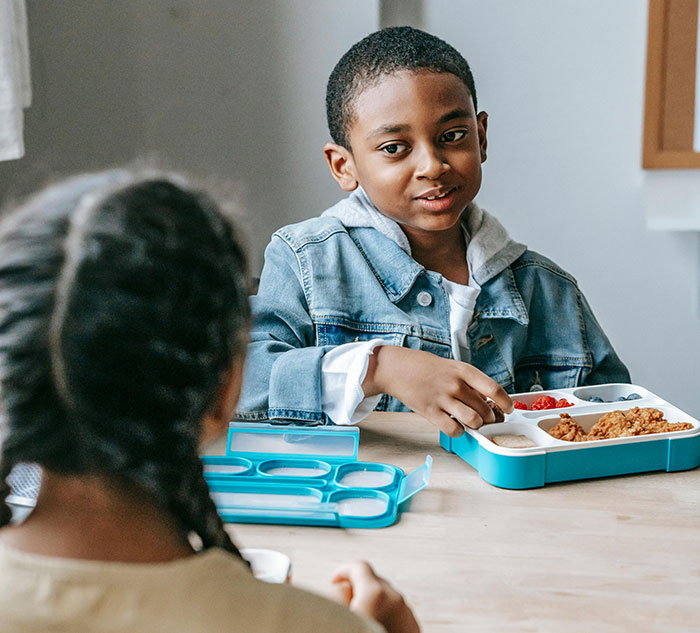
[{"xmin": 324, "ymin": 70, "xmax": 487, "ymax": 238}]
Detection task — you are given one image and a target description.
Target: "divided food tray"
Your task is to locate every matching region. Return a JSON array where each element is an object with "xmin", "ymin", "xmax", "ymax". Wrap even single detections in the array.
[
  {"xmin": 440, "ymin": 383, "xmax": 700, "ymax": 489},
  {"xmin": 203, "ymin": 422, "xmax": 431, "ymax": 528}
]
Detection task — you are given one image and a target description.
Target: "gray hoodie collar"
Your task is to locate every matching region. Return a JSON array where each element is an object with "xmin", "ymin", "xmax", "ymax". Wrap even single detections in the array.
[{"xmin": 322, "ymin": 186, "xmax": 527, "ymax": 286}]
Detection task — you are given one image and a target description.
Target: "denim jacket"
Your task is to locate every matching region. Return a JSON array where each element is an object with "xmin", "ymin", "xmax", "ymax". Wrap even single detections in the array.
[{"xmin": 237, "ymin": 196, "xmax": 630, "ymax": 424}]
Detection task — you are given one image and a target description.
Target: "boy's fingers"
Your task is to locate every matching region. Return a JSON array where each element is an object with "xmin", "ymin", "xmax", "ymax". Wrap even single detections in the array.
[
  {"xmin": 448, "ymin": 400, "xmax": 486, "ymax": 429},
  {"xmin": 435, "ymin": 412, "xmax": 466, "ymax": 437},
  {"xmin": 460, "ymin": 389, "xmax": 497, "ymax": 424},
  {"xmin": 461, "ymin": 365, "xmax": 513, "ymax": 414},
  {"xmin": 487, "ymin": 386, "xmax": 514, "ymax": 415}
]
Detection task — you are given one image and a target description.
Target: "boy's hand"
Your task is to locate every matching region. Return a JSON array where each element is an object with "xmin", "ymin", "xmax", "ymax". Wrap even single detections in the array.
[
  {"xmin": 329, "ymin": 560, "xmax": 420, "ymax": 633},
  {"xmin": 363, "ymin": 346, "xmax": 513, "ymax": 437}
]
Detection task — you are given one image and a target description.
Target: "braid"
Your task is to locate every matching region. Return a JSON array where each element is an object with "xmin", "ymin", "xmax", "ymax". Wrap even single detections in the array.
[
  {"xmin": 0, "ymin": 171, "xmax": 250, "ymax": 554},
  {"xmin": 0, "ymin": 172, "xmax": 125, "ymax": 524},
  {"xmin": 167, "ymin": 451, "xmax": 243, "ymax": 554},
  {"xmin": 0, "ymin": 461, "xmax": 14, "ymax": 528}
]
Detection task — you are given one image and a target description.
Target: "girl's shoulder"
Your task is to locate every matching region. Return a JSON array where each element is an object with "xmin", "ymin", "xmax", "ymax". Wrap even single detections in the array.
[
  {"xmin": 198, "ymin": 549, "xmax": 381, "ymax": 632},
  {"xmin": 0, "ymin": 545, "xmax": 378, "ymax": 633}
]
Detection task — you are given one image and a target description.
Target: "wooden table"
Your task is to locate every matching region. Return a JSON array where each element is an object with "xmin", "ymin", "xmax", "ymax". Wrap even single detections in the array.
[{"xmin": 214, "ymin": 412, "xmax": 700, "ymax": 633}]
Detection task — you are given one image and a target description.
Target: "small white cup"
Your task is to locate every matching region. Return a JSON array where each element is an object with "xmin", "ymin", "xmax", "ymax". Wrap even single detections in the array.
[{"xmin": 241, "ymin": 548, "xmax": 292, "ymax": 583}]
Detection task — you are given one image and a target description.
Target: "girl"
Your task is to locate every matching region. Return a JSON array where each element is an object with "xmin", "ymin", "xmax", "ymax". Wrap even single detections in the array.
[{"xmin": 0, "ymin": 171, "xmax": 418, "ymax": 633}]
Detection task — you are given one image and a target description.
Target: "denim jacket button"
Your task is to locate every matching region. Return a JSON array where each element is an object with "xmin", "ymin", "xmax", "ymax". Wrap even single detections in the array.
[{"xmin": 417, "ymin": 291, "xmax": 432, "ymax": 307}]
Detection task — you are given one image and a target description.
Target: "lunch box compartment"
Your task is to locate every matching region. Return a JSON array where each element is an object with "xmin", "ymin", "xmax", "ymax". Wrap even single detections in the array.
[
  {"xmin": 334, "ymin": 462, "xmax": 398, "ymax": 488},
  {"xmin": 258, "ymin": 459, "xmax": 331, "ymax": 478},
  {"xmin": 478, "ymin": 422, "xmax": 557, "ymax": 449},
  {"xmin": 572, "ymin": 383, "xmax": 651, "ymax": 404}
]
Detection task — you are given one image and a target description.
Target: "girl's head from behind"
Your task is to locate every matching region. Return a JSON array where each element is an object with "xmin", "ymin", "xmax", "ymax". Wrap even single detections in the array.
[{"xmin": 0, "ymin": 170, "xmax": 250, "ymax": 553}]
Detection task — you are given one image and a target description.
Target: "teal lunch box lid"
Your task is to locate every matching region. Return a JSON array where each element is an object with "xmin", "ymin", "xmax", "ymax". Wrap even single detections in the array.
[{"xmin": 202, "ymin": 423, "xmax": 432, "ymax": 528}]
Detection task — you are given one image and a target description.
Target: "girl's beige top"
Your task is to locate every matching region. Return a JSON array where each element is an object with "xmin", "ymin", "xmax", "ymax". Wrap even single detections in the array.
[{"xmin": 0, "ymin": 541, "xmax": 381, "ymax": 633}]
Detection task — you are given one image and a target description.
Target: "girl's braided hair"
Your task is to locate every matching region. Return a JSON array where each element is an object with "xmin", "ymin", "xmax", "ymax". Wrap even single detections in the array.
[{"xmin": 0, "ymin": 170, "xmax": 250, "ymax": 555}]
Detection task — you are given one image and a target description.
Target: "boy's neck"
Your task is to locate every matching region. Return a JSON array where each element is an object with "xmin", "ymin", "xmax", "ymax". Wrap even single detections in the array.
[
  {"xmin": 404, "ymin": 222, "xmax": 470, "ymax": 285},
  {"xmin": 0, "ymin": 470, "xmax": 194, "ymax": 563}
]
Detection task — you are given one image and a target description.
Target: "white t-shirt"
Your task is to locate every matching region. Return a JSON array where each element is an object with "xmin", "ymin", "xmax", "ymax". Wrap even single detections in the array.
[
  {"xmin": 0, "ymin": 541, "xmax": 382, "ymax": 633},
  {"xmin": 442, "ymin": 275, "xmax": 481, "ymax": 364}
]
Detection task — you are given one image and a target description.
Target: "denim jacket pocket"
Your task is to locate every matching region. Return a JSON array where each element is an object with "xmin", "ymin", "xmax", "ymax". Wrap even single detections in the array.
[
  {"xmin": 513, "ymin": 357, "xmax": 589, "ymax": 393},
  {"xmin": 315, "ymin": 318, "xmax": 408, "ymax": 348}
]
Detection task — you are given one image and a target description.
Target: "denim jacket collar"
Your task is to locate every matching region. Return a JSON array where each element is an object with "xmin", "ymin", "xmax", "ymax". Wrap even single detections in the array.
[
  {"xmin": 323, "ymin": 188, "xmax": 529, "ymax": 319},
  {"xmin": 322, "ymin": 187, "xmax": 528, "ymax": 286}
]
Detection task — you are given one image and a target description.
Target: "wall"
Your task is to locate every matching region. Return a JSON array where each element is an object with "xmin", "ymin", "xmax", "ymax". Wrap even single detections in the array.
[
  {"xmin": 0, "ymin": 0, "xmax": 378, "ymax": 272},
  {"xmin": 1, "ymin": 1, "xmax": 698, "ymax": 414}
]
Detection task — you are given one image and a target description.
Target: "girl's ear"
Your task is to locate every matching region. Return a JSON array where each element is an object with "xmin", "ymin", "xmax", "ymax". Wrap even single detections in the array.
[
  {"xmin": 323, "ymin": 143, "xmax": 359, "ymax": 191},
  {"xmin": 200, "ymin": 358, "xmax": 245, "ymax": 447},
  {"xmin": 476, "ymin": 111, "xmax": 488, "ymax": 163}
]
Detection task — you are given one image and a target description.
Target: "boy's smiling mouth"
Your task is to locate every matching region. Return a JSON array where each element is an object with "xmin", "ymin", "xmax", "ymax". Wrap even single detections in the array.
[
  {"xmin": 414, "ymin": 186, "xmax": 460, "ymax": 212},
  {"xmin": 417, "ymin": 186, "xmax": 455, "ymax": 201}
]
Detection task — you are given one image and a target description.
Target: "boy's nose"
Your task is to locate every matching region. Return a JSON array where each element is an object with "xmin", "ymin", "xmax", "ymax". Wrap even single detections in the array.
[{"xmin": 414, "ymin": 146, "xmax": 448, "ymax": 180}]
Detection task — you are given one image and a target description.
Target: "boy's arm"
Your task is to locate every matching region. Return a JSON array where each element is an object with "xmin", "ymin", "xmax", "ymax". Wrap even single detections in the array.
[
  {"xmin": 236, "ymin": 236, "xmax": 408, "ymax": 426},
  {"xmin": 579, "ymin": 291, "xmax": 631, "ymax": 385},
  {"xmin": 362, "ymin": 345, "xmax": 513, "ymax": 437},
  {"xmin": 236, "ymin": 235, "xmax": 329, "ymax": 423},
  {"xmin": 237, "ymin": 234, "xmax": 513, "ymax": 431}
]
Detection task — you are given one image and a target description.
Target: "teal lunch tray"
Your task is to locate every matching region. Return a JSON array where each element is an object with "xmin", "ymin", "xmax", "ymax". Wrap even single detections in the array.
[
  {"xmin": 441, "ymin": 383, "xmax": 700, "ymax": 490},
  {"xmin": 203, "ymin": 422, "xmax": 432, "ymax": 528}
]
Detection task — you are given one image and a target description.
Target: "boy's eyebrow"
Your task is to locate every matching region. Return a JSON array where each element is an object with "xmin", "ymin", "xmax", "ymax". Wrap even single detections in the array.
[
  {"xmin": 437, "ymin": 108, "xmax": 471, "ymax": 124},
  {"xmin": 367, "ymin": 109, "xmax": 473, "ymax": 140},
  {"xmin": 367, "ymin": 124, "xmax": 409, "ymax": 140}
]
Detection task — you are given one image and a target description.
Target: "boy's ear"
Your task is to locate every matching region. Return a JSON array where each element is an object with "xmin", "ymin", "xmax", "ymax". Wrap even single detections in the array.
[
  {"xmin": 323, "ymin": 142, "xmax": 359, "ymax": 191},
  {"xmin": 476, "ymin": 111, "xmax": 488, "ymax": 163}
]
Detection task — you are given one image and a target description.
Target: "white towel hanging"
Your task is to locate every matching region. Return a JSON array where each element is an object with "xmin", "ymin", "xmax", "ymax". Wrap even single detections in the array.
[{"xmin": 0, "ymin": 0, "xmax": 31, "ymax": 161}]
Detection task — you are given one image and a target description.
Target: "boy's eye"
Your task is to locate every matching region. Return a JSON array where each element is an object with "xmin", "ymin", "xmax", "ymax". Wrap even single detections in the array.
[
  {"xmin": 441, "ymin": 129, "xmax": 467, "ymax": 143},
  {"xmin": 379, "ymin": 143, "xmax": 408, "ymax": 155}
]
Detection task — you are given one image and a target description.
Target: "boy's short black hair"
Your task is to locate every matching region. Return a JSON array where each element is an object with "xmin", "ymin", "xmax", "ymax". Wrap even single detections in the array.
[{"xmin": 326, "ymin": 26, "xmax": 478, "ymax": 149}]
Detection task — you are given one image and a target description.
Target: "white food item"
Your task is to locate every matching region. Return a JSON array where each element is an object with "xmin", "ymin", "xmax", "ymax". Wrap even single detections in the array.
[{"xmin": 491, "ymin": 433, "xmax": 537, "ymax": 449}]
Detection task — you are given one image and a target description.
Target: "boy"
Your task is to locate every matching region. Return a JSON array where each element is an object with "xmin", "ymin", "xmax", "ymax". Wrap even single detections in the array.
[{"xmin": 237, "ymin": 27, "xmax": 629, "ymax": 437}]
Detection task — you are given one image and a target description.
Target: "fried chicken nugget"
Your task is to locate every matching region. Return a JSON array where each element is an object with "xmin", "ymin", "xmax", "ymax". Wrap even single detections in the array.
[
  {"xmin": 548, "ymin": 407, "xmax": 693, "ymax": 442},
  {"xmin": 547, "ymin": 413, "xmax": 587, "ymax": 442}
]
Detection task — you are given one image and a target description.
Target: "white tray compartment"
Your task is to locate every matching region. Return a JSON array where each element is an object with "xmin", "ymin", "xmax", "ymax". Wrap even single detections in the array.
[
  {"xmin": 477, "ymin": 421, "xmax": 558, "ymax": 449},
  {"xmin": 536, "ymin": 404, "xmax": 699, "ymax": 442},
  {"xmin": 572, "ymin": 383, "xmax": 651, "ymax": 404}
]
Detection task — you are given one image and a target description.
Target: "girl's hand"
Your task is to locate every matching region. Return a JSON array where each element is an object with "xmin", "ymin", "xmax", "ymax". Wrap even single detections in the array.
[
  {"xmin": 363, "ymin": 346, "xmax": 513, "ymax": 437},
  {"xmin": 329, "ymin": 560, "xmax": 420, "ymax": 633}
]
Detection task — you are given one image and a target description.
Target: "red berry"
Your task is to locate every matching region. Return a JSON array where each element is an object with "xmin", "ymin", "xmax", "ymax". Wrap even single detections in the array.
[
  {"xmin": 531, "ymin": 395, "xmax": 557, "ymax": 410},
  {"xmin": 513, "ymin": 400, "xmax": 528, "ymax": 410},
  {"xmin": 555, "ymin": 398, "xmax": 573, "ymax": 408}
]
